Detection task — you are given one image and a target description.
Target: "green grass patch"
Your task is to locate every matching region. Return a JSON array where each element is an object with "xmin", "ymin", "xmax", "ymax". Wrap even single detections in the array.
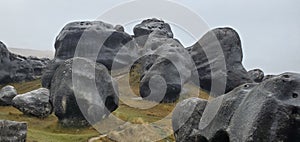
[{"xmin": 0, "ymin": 75, "xmax": 209, "ymax": 142}]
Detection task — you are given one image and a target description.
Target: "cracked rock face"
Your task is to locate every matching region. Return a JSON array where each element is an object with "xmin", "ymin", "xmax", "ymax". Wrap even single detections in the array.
[
  {"xmin": 189, "ymin": 28, "xmax": 252, "ymax": 97},
  {"xmin": 0, "ymin": 120, "xmax": 27, "ymax": 142},
  {"xmin": 172, "ymin": 72, "xmax": 300, "ymax": 142},
  {"xmin": 0, "ymin": 85, "xmax": 17, "ymax": 106},
  {"xmin": 50, "ymin": 57, "xmax": 119, "ymax": 127},
  {"xmin": 12, "ymin": 88, "xmax": 52, "ymax": 118}
]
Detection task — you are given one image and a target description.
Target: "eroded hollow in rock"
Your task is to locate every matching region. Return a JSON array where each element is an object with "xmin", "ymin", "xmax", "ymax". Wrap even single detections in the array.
[{"xmin": 210, "ymin": 130, "xmax": 230, "ymax": 142}]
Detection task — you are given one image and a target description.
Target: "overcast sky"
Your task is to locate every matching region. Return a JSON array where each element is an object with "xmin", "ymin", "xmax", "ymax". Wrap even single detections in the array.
[{"xmin": 0, "ymin": 0, "xmax": 299, "ymax": 74}]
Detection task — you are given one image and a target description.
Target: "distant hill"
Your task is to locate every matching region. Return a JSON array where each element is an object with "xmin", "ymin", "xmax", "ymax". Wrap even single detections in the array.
[{"xmin": 8, "ymin": 48, "xmax": 54, "ymax": 59}]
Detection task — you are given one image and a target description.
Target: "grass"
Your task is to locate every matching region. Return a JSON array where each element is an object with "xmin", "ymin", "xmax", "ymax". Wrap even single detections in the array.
[
  {"xmin": 0, "ymin": 80, "xmax": 99, "ymax": 142},
  {"xmin": 0, "ymin": 73, "xmax": 209, "ymax": 141}
]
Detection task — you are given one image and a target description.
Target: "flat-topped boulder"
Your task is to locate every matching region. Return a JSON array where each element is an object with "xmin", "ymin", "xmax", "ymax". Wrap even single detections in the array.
[{"xmin": 42, "ymin": 21, "xmax": 138, "ymax": 89}]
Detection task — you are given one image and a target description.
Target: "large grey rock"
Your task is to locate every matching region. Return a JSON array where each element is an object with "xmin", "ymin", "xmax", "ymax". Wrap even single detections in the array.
[
  {"xmin": 129, "ymin": 30, "xmax": 180, "ymax": 85},
  {"xmin": 0, "ymin": 120, "xmax": 27, "ymax": 142},
  {"xmin": 175, "ymin": 73, "xmax": 300, "ymax": 142},
  {"xmin": 129, "ymin": 54, "xmax": 158, "ymax": 93},
  {"xmin": 0, "ymin": 85, "xmax": 17, "ymax": 106},
  {"xmin": 133, "ymin": 18, "xmax": 173, "ymax": 47},
  {"xmin": 12, "ymin": 88, "xmax": 52, "ymax": 118},
  {"xmin": 50, "ymin": 57, "xmax": 119, "ymax": 127},
  {"xmin": 247, "ymin": 69, "xmax": 264, "ymax": 83},
  {"xmin": 42, "ymin": 21, "xmax": 138, "ymax": 88},
  {"xmin": 172, "ymin": 98, "xmax": 208, "ymax": 142},
  {"xmin": 228, "ymin": 73, "xmax": 300, "ymax": 142},
  {"xmin": 139, "ymin": 32, "xmax": 193, "ymax": 103},
  {"xmin": 197, "ymin": 83, "xmax": 257, "ymax": 140},
  {"xmin": 41, "ymin": 59, "xmax": 64, "ymax": 89},
  {"xmin": 189, "ymin": 27, "xmax": 252, "ymax": 97},
  {"xmin": 173, "ymin": 73, "xmax": 300, "ymax": 142},
  {"xmin": 0, "ymin": 41, "xmax": 50, "ymax": 84}
]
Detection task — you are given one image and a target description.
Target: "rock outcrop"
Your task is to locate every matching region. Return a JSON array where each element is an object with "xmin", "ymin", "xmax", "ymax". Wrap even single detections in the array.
[
  {"xmin": 42, "ymin": 21, "xmax": 138, "ymax": 89},
  {"xmin": 172, "ymin": 98, "xmax": 208, "ymax": 142},
  {"xmin": 0, "ymin": 120, "xmax": 27, "ymax": 142},
  {"xmin": 247, "ymin": 69, "xmax": 264, "ymax": 83},
  {"xmin": 139, "ymin": 31, "xmax": 192, "ymax": 103},
  {"xmin": 12, "ymin": 88, "xmax": 52, "ymax": 118},
  {"xmin": 227, "ymin": 73, "xmax": 300, "ymax": 142},
  {"xmin": 0, "ymin": 85, "xmax": 17, "ymax": 106},
  {"xmin": 133, "ymin": 18, "xmax": 173, "ymax": 47},
  {"xmin": 197, "ymin": 83, "xmax": 257, "ymax": 141},
  {"xmin": 189, "ymin": 28, "xmax": 252, "ymax": 97},
  {"xmin": 172, "ymin": 72, "xmax": 300, "ymax": 142},
  {"xmin": 50, "ymin": 57, "xmax": 119, "ymax": 127},
  {"xmin": 0, "ymin": 41, "xmax": 49, "ymax": 84}
]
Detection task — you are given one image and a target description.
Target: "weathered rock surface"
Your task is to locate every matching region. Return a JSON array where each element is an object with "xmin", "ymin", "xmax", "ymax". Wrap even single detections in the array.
[
  {"xmin": 0, "ymin": 120, "xmax": 27, "ymax": 142},
  {"xmin": 172, "ymin": 98, "xmax": 208, "ymax": 142},
  {"xmin": 133, "ymin": 18, "xmax": 173, "ymax": 47},
  {"xmin": 42, "ymin": 21, "xmax": 138, "ymax": 89},
  {"xmin": 12, "ymin": 88, "xmax": 52, "ymax": 118},
  {"xmin": 197, "ymin": 83, "xmax": 258, "ymax": 140},
  {"xmin": 247, "ymin": 69, "xmax": 264, "ymax": 83},
  {"xmin": 263, "ymin": 74, "xmax": 276, "ymax": 81},
  {"xmin": 173, "ymin": 72, "xmax": 300, "ymax": 142},
  {"xmin": 129, "ymin": 54, "xmax": 158, "ymax": 94},
  {"xmin": 0, "ymin": 41, "xmax": 49, "ymax": 84},
  {"xmin": 0, "ymin": 85, "xmax": 17, "ymax": 106},
  {"xmin": 228, "ymin": 73, "xmax": 300, "ymax": 142},
  {"xmin": 41, "ymin": 59, "xmax": 64, "ymax": 89},
  {"xmin": 189, "ymin": 27, "xmax": 252, "ymax": 96},
  {"xmin": 50, "ymin": 57, "xmax": 119, "ymax": 127},
  {"xmin": 139, "ymin": 32, "xmax": 192, "ymax": 103},
  {"xmin": 130, "ymin": 54, "xmax": 158, "ymax": 77}
]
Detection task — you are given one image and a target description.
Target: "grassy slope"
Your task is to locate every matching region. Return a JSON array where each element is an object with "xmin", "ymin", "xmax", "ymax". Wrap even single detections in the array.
[
  {"xmin": 0, "ymin": 80, "xmax": 99, "ymax": 142},
  {"xmin": 0, "ymin": 76, "xmax": 209, "ymax": 142}
]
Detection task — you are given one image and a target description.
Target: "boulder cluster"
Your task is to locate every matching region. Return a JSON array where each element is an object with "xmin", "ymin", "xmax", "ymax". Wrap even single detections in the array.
[
  {"xmin": 0, "ymin": 18, "xmax": 299, "ymax": 141},
  {"xmin": 40, "ymin": 18, "xmax": 257, "ymax": 127},
  {"xmin": 172, "ymin": 73, "xmax": 300, "ymax": 142},
  {"xmin": 0, "ymin": 86, "xmax": 52, "ymax": 118},
  {"xmin": 42, "ymin": 21, "xmax": 126, "ymax": 127},
  {"xmin": 0, "ymin": 41, "xmax": 50, "ymax": 84}
]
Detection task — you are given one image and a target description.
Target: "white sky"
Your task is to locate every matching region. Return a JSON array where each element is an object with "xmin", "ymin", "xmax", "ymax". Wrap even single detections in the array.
[{"xmin": 0, "ymin": 0, "xmax": 299, "ymax": 74}]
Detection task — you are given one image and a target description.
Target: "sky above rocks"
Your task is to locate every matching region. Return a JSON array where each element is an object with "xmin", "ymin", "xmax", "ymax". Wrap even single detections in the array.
[{"xmin": 0, "ymin": 0, "xmax": 299, "ymax": 74}]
